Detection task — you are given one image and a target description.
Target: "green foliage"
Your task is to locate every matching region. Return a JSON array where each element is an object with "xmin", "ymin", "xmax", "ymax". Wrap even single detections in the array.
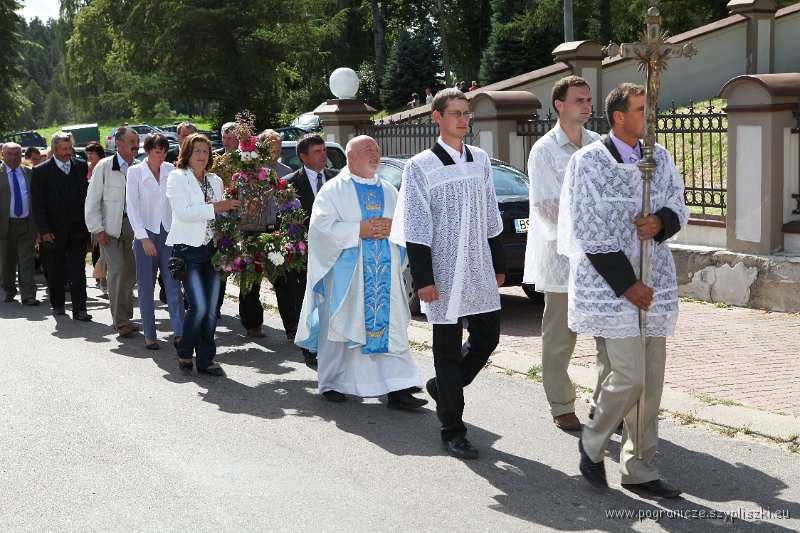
[
  {"xmin": 0, "ymin": 0, "xmax": 25, "ymax": 130},
  {"xmin": 381, "ymin": 24, "xmax": 442, "ymax": 109}
]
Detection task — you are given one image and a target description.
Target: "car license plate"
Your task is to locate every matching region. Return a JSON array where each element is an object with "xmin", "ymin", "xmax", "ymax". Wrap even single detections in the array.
[{"xmin": 514, "ymin": 218, "xmax": 529, "ymax": 233}]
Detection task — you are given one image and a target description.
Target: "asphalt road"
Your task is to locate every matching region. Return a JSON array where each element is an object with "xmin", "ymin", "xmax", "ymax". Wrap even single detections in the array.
[{"xmin": 1, "ymin": 286, "xmax": 798, "ymax": 532}]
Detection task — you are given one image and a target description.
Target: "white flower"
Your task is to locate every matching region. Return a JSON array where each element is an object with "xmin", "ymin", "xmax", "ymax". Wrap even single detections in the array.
[{"xmin": 268, "ymin": 251, "xmax": 285, "ymax": 266}]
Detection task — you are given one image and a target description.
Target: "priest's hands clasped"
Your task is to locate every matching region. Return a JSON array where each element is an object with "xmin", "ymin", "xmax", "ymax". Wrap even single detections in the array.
[
  {"xmin": 632, "ymin": 212, "xmax": 663, "ymax": 240},
  {"xmin": 360, "ymin": 217, "xmax": 392, "ymax": 240}
]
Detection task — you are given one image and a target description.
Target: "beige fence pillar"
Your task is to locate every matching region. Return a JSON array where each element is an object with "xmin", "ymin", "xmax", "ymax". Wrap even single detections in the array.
[
  {"xmin": 727, "ymin": 0, "xmax": 778, "ymax": 74},
  {"xmin": 719, "ymin": 73, "xmax": 800, "ymax": 254},
  {"xmin": 314, "ymin": 99, "xmax": 378, "ymax": 147},
  {"xmin": 469, "ymin": 91, "xmax": 541, "ymax": 170},
  {"xmin": 552, "ymin": 40, "xmax": 605, "ymax": 111}
]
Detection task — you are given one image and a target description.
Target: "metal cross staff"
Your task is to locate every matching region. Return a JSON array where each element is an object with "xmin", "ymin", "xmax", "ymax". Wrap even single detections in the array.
[{"xmin": 602, "ymin": 0, "xmax": 698, "ymax": 460}]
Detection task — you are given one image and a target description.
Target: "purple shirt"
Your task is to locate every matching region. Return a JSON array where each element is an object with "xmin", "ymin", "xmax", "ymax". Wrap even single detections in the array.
[{"xmin": 609, "ymin": 131, "xmax": 641, "ymax": 164}]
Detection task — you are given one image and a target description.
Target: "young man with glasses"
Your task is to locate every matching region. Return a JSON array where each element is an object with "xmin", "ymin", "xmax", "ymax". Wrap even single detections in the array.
[{"xmin": 391, "ymin": 88, "xmax": 506, "ymax": 460}]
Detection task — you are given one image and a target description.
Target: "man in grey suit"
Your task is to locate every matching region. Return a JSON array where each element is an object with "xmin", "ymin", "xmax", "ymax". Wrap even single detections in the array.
[{"xmin": 0, "ymin": 143, "xmax": 39, "ymax": 305}]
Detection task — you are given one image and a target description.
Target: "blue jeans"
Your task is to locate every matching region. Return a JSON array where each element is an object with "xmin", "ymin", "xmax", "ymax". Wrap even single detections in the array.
[
  {"xmin": 173, "ymin": 242, "xmax": 220, "ymax": 370},
  {"xmin": 133, "ymin": 226, "xmax": 185, "ymax": 342}
]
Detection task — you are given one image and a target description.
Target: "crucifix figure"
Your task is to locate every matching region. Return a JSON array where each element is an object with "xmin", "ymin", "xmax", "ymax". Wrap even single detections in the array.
[{"xmin": 602, "ymin": 0, "xmax": 698, "ymax": 460}]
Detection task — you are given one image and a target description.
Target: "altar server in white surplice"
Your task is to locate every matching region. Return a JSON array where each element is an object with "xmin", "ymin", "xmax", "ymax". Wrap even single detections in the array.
[
  {"xmin": 295, "ymin": 135, "xmax": 427, "ymax": 411},
  {"xmin": 390, "ymin": 88, "xmax": 506, "ymax": 461},
  {"xmin": 559, "ymin": 83, "xmax": 688, "ymax": 498}
]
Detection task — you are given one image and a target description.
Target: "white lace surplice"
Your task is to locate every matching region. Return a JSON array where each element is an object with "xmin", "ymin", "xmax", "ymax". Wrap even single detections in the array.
[
  {"xmin": 390, "ymin": 146, "xmax": 503, "ymax": 324},
  {"xmin": 523, "ymin": 125, "xmax": 600, "ymax": 291},
  {"xmin": 557, "ymin": 141, "xmax": 689, "ymax": 339}
]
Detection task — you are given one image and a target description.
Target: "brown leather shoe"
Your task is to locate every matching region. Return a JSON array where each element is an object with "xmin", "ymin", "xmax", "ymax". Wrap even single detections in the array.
[
  {"xmin": 554, "ymin": 412, "xmax": 582, "ymax": 431},
  {"xmin": 246, "ymin": 327, "xmax": 266, "ymax": 338},
  {"xmin": 116, "ymin": 323, "xmax": 137, "ymax": 337}
]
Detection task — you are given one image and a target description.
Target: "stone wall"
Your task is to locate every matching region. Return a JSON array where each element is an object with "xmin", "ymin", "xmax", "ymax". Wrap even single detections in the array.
[{"xmin": 673, "ymin": 244, "xmax": 800, "ymax": 312}]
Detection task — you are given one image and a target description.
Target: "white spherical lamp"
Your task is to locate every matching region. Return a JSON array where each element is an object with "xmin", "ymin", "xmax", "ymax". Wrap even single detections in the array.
[{"xmin": 329, "ymin": 68, "xmax": 360, "ymax": 100}]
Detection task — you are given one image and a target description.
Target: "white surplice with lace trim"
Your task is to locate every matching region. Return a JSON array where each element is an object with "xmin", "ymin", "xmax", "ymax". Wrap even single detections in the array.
[
  {"xmin": 557, "ymin": 141, "xmax": 689, "ymax": 339},
  {"xmin": 523, "ymin": 124, "xmax": 600, "ymax": 292},
  {"xmin": 390, "ymin": 145, "xmax": 503, "ymax": 324}
]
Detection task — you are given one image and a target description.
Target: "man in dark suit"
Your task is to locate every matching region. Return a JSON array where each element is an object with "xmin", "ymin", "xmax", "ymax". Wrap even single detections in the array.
[
  {"xmin": 282, "ymin": 134, "xmax": 339, "ymax": 366},
  {"xmin": 0, "ymin": 143, "xmax": 39, "ymax": 305},
  {"xmin": 214, "ymin": 122, "xmax": 238, "ymax": 156},
  {"xmin": 234, "ymin": 129, "xmax": 294, "ymax": 338},
  {"xmin": 165, "ymin": 122, "xmax": 197, "ymax": 164},
  {"xmin": 31, "ymin": 132, "xmax": 92, "ymax": 321}
]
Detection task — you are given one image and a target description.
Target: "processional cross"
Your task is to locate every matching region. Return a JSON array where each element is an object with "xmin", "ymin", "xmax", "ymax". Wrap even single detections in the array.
[{"xmin": 602, "ymin": 0, "xmax": 698, "ymax": 459}]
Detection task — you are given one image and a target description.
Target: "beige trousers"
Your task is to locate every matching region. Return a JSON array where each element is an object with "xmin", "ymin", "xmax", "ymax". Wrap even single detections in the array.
[
  {"xmin": 541, "ymin": 292, "xmax": 607, "ymax": 417},
  {"xmin": 581, "ymin": 335, "xmax": 667, "ymax": 484},
  {"xmin": 104, "ymin": 217, "xmax": 137, "ymax": 328}
]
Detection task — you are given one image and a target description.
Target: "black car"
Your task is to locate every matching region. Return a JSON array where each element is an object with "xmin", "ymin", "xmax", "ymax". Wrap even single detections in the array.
[
  {"xmin": 377, "ymin": 156, "xmax": 538, "ymax": 312},
  {"xmin": 3, "ymin": 130, "xmax": 47, "ymax": 148}
]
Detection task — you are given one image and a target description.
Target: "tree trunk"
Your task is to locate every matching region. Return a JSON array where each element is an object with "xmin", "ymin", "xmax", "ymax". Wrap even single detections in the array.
[
  {"xmin": 600, "ymin": 0, "xmax": 612, "ymax": 45},
  {"xmin": 436, "ymin": 0, "xmax": 451, "ymax": 86},
  {"xmin": 371, "ymin": 0, "xmax": 386, "ymax": 84}
]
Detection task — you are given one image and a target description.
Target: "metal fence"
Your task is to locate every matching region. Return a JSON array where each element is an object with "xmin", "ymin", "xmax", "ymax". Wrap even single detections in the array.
[
  {"xmin": 517, "ymin": 101, "xmax": 728, "ymax": 217},
  {"xmin": 355, "ymin": 118, "xmax": 476, "ymax": 157}
]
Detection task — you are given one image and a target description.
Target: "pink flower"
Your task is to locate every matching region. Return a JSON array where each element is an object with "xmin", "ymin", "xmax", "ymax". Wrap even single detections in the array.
[
  {"xmin": 298, "ymin": 242, "xmax": 307, "ymax": 254},
  {"xmin": 277, "ymin": 179, "xmax": 287, "ymax": 190},
  {"xmin": 239, "ymin": 136, "xmax": 258, "ymax": 152},
  {"xmin": 257, "ymin": 167, "xmax": 268, "ymax": 181},
  {"xmin": 232, "ymin": 172, "xmax": 248, "ymax": 184}
]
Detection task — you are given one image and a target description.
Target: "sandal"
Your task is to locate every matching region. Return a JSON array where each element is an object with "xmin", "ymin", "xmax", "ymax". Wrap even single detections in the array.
[
  {"xmin": 178, "ymin": 358, "xmax": 193, "ymax": 372},
  {"xmin": 145, "ymin": 340, "xmax": 160, "ymax": 350}
]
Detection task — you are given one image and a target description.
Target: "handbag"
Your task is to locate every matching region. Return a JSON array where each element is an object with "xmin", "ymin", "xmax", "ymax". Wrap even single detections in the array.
[{"xmin": 168, "ymin": 247, "xmax": 187, "ymax": 281}]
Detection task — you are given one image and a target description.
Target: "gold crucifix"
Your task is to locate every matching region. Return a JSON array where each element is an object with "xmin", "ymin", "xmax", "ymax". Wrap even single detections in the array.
[{"xmin": 602, "ymin": 0, "xmax": 698, "ymax": 461}]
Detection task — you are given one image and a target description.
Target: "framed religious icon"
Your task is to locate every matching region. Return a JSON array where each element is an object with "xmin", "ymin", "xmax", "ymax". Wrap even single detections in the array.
[{"xmin": 238, "ymin": 187, "xmax": 279, "ymax": 232}]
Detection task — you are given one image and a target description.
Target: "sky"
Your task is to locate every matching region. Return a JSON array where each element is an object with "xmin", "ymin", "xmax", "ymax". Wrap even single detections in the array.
[{"xmin": 19, "ymin": 0, "xmax": 61, "ymax": 21}]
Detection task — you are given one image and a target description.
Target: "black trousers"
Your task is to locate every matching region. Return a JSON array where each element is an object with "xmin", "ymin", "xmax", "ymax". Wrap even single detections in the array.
[
  {"xmin": 239, "ymin": 279, "xmax": 264, "ymax": 331},
  {"xmin": 432, "ymin": 310, "xmax": 500, "ymax": 441},
  {"xmin": 273, "ymin": 269, "xmax": 307, "ymax": 340},
  {"xmin": 45, "ymin": 231, "xmax": 88, "ymax": 313}
]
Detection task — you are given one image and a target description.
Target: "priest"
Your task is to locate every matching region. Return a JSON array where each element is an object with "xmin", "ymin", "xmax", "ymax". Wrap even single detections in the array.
[{"xmin": 295, "ymin": 135, "xmax": 427, "ymax": 411}]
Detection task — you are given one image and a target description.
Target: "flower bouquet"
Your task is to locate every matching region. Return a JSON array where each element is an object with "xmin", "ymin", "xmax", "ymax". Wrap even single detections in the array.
[{"xmin": 212, "ymin": 111, "xmax": 309, "ymax": 293}]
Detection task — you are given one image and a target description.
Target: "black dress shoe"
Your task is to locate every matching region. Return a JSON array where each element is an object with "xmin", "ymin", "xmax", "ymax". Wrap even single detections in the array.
[
  {"xmin": 322, "ymin": 390, "xmax": 346, "ymax": 403},
  {"xmin": 443, "ymin": 436, "xmax": 479, "ymax": 460},
  {"xmin": 622, "ymin": 479, "xmax": 682, "ymax": 499},
  {"xmin": 73, "ymin": 311, "xmax": 92, "ymax": 322},
  {"xmin": 22, "ymin": 298, "xmax": 40, "ymax": 306},
  {"xmin": 52, "ymin": 307, "xmax": 66, "ymax": 316},
  {"xmin": 387, "ymin": 392, "xmax": 429, "ymax": 411},
  {"xmin": 425, "ymin": 377, "xmax": 439, "ymax": 403},
  {"xmin": 303, "ymin": 353, "xmax": 318, "ymax": 368},
  {"xmin": 578, "ymin": 438, "xmax": 608, "ymax": 488},
  {"xmin": 197, "ymin": 363, "xmax": 225, "ymax": 376}
]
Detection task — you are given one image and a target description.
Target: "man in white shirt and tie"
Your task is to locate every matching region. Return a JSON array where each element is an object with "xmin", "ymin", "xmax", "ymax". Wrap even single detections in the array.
[
  {"xmin": 283, "ymin": 134, "xmax": 339, "ymax": 366},
  {"xmin": 85, "ymin": 127, "xmax": 141, "ymax": 336},
  {"xmin": 0, "ymin": 143, "xmax": 39, "ymax": 305}
]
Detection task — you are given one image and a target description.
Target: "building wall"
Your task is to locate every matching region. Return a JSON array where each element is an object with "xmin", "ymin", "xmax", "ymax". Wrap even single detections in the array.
[{"xmin": 775, "ymin": 9, "xmax": 800, "ymax": 72}]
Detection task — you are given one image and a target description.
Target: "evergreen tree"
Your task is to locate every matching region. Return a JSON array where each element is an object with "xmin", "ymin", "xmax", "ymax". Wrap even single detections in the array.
[
  {"xmin": 479, "ymin": 0, "xmax": 560, "ymax": 86},
  {"xmin": 24, "ymin": 80, "xmax": 46, "ymax": 126},
  {"xmin": 381, "ymin": 24, "xmax": 442, "ymax": 110},
  {"xmin": 0, "ymin": 0, "xmax": 24, "ymax": 131}
]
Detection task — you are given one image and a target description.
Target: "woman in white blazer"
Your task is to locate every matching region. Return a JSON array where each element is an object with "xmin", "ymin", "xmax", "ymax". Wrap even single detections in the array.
[
  {"xmin": 126, "ymin": 133, "xmax": 185, "ymax": 350},
  {"xmin": 166, "ymin": 133, "xmax": 239, "ymax": 375}
]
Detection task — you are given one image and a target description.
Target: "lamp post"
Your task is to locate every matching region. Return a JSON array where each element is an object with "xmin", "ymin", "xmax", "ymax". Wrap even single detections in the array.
[
  {"xmin": 564, "ymin": 0, "xmax": 574, "ymax": 42},
  {"xmin": 329, "ymin": 68, "xmax": 360, "ymax": 100}
]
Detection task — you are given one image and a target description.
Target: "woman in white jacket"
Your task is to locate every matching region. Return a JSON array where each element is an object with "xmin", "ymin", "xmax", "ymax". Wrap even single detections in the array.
[
  {"xmin": 126, "ymin": 133, "xmax": 184, "ymax": 350},
  {"xmin": 166, "ymin": 134, "xmax": 239, "ymax": 375}
]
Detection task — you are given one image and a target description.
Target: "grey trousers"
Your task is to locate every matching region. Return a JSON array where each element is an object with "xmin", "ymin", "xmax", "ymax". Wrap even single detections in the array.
[
  {"xmin": 581, "ymin": 335, "xmax": 667, "ymax": 484},
  {"xmin": 0, "ymin": 218, "xmax": 37, "ymax": 300},
  {"xmin": 103, "ymin": 217, "xmax": 137, "ymax": 328},
  {"xmin": 541, "ymin": 292, "xmax": 607, "ymax": 417}
]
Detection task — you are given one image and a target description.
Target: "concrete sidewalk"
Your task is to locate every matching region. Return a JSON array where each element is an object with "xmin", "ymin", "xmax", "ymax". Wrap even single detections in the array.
[{"xmin": 237, "ymin": 280, "xmax": 800, "ymax": 444}]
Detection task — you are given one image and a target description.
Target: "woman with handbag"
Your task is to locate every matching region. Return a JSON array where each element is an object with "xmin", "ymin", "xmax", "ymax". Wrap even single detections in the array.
[
  {"xmin": 126, "ymin": 133, "xmax": 185, "ymax": 350},
  {"xmin": 166, "ymin": 133, "xmax": 239, "ymax": 375}
]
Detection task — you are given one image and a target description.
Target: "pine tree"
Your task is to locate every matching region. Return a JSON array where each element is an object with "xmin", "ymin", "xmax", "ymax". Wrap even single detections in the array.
[
  {"xmin": 0, "ymin": 0, "xmax": 24, "ymax": 131},
  {"xmin": 381, "ymin": 24, "xmax": 442, "ymax": 110}
]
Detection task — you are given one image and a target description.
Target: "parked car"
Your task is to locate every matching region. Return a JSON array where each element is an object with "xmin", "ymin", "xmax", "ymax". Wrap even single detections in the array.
[
  {"xmin": 62, "ymin": 123, "xmax": 100, "ymax": 147},
  {"xmin": 2, "ymin": 130, "xmax": 46, "ymax": 148},
  {"xmin": 278, "ymin": 140, "xmax": 346, "ymax": 171},
  {"xmin": 377, "ymin": 156, "xmax": 538, "ymax": 312},
  {"xmin": 275, "ymin": 126, "xmax": 314, "ymax": 141},
  {"xmin": 105, "ymin": 124, "xmax": 177, "ymax": 150},
  {"xmin": 74, "ymin": 147, "xmax": 115, "ymax": 161},
  {"xmin": 290, "ymin": 102, "xmax": 326, "ymax": 132}
]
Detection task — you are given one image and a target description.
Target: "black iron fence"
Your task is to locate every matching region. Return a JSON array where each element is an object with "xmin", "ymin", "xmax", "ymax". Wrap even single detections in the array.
[
  {"xmin": 355, "ymin": 118, "xmax": 476, "ymax": 157},
  {"xmin": 517, "ymin": 101, "xmax": 728, "ymax": 217}
]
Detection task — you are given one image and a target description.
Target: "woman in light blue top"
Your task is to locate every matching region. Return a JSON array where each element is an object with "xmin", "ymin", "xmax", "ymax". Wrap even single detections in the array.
[{"xmin": 126, "ymin": 133, "xmax": 185, "ymax": 350}]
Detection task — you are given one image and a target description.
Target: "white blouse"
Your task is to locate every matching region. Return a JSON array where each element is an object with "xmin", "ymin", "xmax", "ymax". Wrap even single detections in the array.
[{"xmin": 125, "ymin": 160, "xmax": 175, "ymax": 240}]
